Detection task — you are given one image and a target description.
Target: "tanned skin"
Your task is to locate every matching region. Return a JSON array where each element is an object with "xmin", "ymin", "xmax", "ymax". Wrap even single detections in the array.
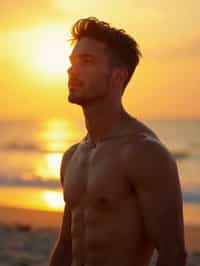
[{"xmin": 49, "ymin": 37, "xmax": 187, "ymax": 266}]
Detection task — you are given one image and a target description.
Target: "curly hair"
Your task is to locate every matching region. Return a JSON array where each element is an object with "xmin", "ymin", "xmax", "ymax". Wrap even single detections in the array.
[{"xmin": 70, "ymin": 17, "xmax": 142, "ymax": 88}]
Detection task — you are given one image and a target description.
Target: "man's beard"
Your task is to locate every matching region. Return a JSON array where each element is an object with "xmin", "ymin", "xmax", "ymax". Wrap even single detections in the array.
[
  {"xmin": 68, "ymin": 77, "xmax": 111, "ymax": 106},
  {"xmin": 68, "ymin": 93, "xmax": 89, "ymax": 106},
  {"xmin": 68, "ymin": 89, "xmax": 109, "ymax": 106}
]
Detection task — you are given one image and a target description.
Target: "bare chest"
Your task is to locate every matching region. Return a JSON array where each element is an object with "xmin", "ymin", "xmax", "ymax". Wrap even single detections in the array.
[{"xmin": 63, "ymin": 142, "xmax": 131, "ymax": 209}]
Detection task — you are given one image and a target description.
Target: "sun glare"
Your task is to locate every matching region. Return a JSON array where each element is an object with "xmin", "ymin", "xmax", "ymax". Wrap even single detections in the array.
[
  {"xmin": 35, "ymin": 153, "xmax": 62, "ymax": 180},
  {"xmin": 0, "ymin": 187, "xmax": 64, "ymax": 212},
  {"xmin": 33, "ymin": 27, "xmax": 72, "ymax": 77},
  {"xmin": 41, "ymin": 118, "xmax": 76, "ymax": 152},
  {"xmin": 43, "ymin": 190, "xmax": 64, "ymax": 211},
  {"xmin": 35, "ymin": 118, "xmax": 83, "ymax": 181},
  {"xmin": 46, "ymin": 153, "xmax": 63, "ymax": 178},
  {"xmin": 17, "ymin": 26, "xmax": 72, "ymax": 78}
]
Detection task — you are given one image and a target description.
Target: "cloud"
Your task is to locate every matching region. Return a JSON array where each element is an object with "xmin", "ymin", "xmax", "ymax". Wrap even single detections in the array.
[
  {"xmin": 0, "ymin": 0, "xmax": 71, "ymax": 30},
  {"xmin": 147, "ymin": 35, "xmax": 200, "ymax": 62}
]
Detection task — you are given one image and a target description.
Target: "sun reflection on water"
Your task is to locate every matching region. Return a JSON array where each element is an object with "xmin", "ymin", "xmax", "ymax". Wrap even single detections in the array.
[
  {"xmin": 35, "ymin": 118, "xmax": 82, "ymax": 181},
  {"xmin": 46, "ymin": 153, "xmax": 62, "ymax": 177},
  {"xmin": 0, "ymin": 118, "xmax": 82, "ymax": 212},
  {"xmin": 0, "ymin": 187, "xmax": 64, "ymax": 212},
  {"xmin": 41, "ymin": 118, "xmax": 74, "ymax": 153},
  {"xmin": 43, "ymin": 190, "xmax": 65, "ymax": 211},
  {"xmin": 35, "ymin": 153, "xmax": 63, "ymax": 180}
]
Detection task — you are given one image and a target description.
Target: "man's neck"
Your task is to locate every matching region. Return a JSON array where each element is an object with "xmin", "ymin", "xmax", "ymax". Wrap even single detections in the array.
[{"xmin": 82, "ymin": 98, "xmax": 127, "ymax": 144}]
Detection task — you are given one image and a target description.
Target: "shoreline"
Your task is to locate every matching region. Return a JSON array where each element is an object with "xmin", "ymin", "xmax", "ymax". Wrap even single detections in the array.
[
  {"xmin": 0, "ymin": 206, "xmax": 62, "ymax": 229},
  {"xmin": 0, "ymin": 206, "xmax": 200, "ymax": 254}
]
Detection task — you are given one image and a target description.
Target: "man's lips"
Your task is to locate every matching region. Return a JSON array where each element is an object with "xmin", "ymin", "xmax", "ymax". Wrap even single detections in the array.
[{"xmin": 68, "ymin": 80, "xmax": 82, "ymax": 90}]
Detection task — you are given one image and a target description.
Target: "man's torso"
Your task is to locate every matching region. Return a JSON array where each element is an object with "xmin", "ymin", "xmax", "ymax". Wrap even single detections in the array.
[{"xmin": 63, "ymin": 119, "xmax": 157, "ymax": 266}]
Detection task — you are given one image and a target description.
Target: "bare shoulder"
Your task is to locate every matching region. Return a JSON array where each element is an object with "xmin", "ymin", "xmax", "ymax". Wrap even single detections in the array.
[
  {"xmin": 123, "ymin": 118, "xmax": 177, "ymax": 186},
  {"xmin": 126, "ymin": 131, "xmax": 174, "ymax": 164},
  {"xmin": 60, "ymin": 143, "xmax": 79, "ymax": 186}
]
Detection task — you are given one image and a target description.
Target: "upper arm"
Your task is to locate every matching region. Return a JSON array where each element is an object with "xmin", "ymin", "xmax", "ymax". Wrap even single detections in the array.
[
  {"xmin": 57, "ymin": 144, "xmax": 78, "ymax": 246},
  {"xmin": 126, "ymin": 139, "xmax": 186, "ymax": 256},
  {"xmin": 59, "ymin": 144, "xmax": 78, "ymax": 240},
  {"xmin": 60, "ymin": 143, "xmax": 79, "ymax": 187}
]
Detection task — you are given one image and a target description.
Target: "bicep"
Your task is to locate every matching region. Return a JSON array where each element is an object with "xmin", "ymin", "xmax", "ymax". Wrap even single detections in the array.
[
  {"xmin": 129, "ymin": 141, "xmax": 185, "ymax": 253},
  {"xmin": 137, "ymin": 164, "xmax": 183, "ymax": 251},
  {"xmin": 59, "ymin": 145, "xmax": 78, "ymax": 239}
]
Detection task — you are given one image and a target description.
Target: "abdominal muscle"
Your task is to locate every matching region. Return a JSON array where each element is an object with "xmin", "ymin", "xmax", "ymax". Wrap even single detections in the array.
[{"xmin": 70, "ymin": 194, "xmax": 153, "ymax": 266}]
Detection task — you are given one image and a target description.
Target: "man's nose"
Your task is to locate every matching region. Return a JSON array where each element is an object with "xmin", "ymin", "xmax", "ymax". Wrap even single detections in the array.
[
  {"xmin": 67, "ymin": 63, "xmax": 79, "ymax": 77},
  {"xmin": 67, "ymin": 65, "xmax": 73, "ymax": 76}
]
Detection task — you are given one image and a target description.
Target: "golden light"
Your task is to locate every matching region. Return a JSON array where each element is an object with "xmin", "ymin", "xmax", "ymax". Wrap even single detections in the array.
[
  {"xmin": 41, "ymin": 118, "xmax": 76, "ymax": 152},
  {"xmin": 33, "ymin": 32, "xmax": 69, "ymax": 76},
  {"xmin": 35, "ymin": 118, "xmax": 82, "ymax": 181},
  {"xmin": 16, "ymin": 26, "xmax": 72, "ymax": 78},
  {"xmin": 0, "ymin": 187, "xmax": 64, "ymax": 212},
  {"xmin": 46, "ymin": 153, "xmax": 63, "ymax": 178},
  {"xmin": 35, "ymin": 153, "xmax": 63, "ymax": 180},
  {"xmin": 43, "ymin": 190, "xmax": 64, "ymax": 211}
]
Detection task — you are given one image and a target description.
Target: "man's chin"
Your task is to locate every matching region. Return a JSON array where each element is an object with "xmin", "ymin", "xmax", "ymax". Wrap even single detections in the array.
[
  {"xmin": 68, "ymin": 95, "xmax": 84, "ymax": 105},
  {"xmin": 68, "ymin": 93, "xmax": 105, "ymax": 106}
]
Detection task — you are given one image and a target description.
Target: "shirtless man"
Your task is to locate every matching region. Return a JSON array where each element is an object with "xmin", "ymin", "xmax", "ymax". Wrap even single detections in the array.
[{"xmin": 49, "ymin": 17, "xmax": 186, "ymax": 266}]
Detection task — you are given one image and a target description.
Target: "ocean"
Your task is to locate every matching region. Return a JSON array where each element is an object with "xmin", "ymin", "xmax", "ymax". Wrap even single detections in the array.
[{"xmin": 0, "ymin": 118, "xmax": 200, "ymax": 218}]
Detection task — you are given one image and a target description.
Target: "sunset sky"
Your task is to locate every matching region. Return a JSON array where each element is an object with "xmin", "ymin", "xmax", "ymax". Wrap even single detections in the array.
[{"xmin": 1, "ymin": 0, "xmax": 200, "ymax": 120}]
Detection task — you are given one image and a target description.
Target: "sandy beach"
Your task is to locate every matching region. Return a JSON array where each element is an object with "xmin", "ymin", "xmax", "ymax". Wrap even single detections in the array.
[{"xmin": 0, "ymin": 206, "xmax": 200, "ymax": 266}]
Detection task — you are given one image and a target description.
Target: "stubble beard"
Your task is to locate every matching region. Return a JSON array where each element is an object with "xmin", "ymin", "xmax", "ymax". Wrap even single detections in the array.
[
  {"xmin": 68, "ymin": 93, "xmax": 85, "ymax": 105},
  {"xmin": 68, "ymin": 75, "xmax": 111, "ymax": 107}
]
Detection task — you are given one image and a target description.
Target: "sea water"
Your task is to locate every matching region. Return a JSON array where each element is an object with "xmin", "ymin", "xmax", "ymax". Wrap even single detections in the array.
[{"xmin": 0, "ymin": 118, "xmax": 199, "ymax": 223}]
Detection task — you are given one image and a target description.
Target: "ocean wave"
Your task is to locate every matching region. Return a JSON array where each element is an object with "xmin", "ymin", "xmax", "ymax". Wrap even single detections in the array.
[
  {"xmin": 183, "ymin": 191, "xmax": 200, "ymax": 204},
  {"xmin": 0, "ymin": 142, "xmax": 63, "ymax": 153},
  {"xmin": 0, "ymin": 176, "xmax": 60, "ymax": 188},
  {"xmin": 172, "ymin": 150, "xmax": 190, "ymax": 160}
]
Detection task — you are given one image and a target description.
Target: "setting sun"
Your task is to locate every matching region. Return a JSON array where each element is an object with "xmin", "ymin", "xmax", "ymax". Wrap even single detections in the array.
[
  {"xmin": 15, "ymin": 25, "xmax": 72, "ymax": 79},
  {"xmin": 32, "ymin": 28, "xmax": 71, "ymax": 76},
  {"xmin": 34, "ymin": 40, "xmax": 67, "ymax": 75}
]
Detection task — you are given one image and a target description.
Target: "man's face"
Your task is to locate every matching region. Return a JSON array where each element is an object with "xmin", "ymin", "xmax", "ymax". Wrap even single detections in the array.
[{"xmin": 67, "ymin": 37, "xmax": 113, "ymax": 106}]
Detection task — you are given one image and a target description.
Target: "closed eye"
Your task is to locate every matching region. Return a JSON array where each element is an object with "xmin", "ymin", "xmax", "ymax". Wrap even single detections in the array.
[
  {"xmin": 69, "ymin": 54, "xmax": 95, "ymax": 64},
  {"xmin": 80, "ymin": 55, "xmax": 95, "ymax": 64}
]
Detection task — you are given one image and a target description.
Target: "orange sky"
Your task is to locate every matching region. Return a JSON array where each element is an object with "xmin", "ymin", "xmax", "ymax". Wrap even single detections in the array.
[{"xmin": 1, "ymin": 0, "xmax": 200, "ymax": 120}]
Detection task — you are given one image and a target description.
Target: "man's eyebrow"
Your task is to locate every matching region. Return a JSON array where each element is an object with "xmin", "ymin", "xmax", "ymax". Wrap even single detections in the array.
[{"xmin": 69, "ymin": 53, "xmax": 96, "ymax": 61}]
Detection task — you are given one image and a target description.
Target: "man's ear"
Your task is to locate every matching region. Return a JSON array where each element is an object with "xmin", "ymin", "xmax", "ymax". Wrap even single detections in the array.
[{"xmin": 111, "ymin": 67, "xmax": 128, "ymax": 91}]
